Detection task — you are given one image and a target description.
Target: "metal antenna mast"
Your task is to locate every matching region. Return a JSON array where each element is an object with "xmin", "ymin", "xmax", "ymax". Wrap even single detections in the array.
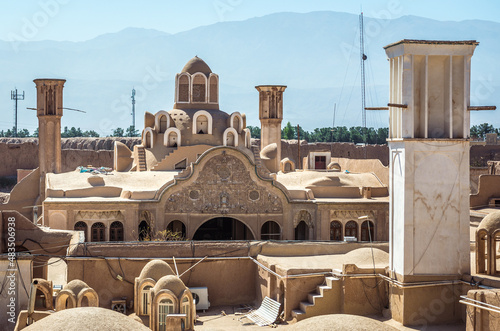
[
  {"xmin": 360, "ymin": 12, "xmax": 367, "ymax": 130},
  {"xmin": 131, "ymin": 88, "xmax": 136, "ymax": 135},
  {"xmin": 11, "ymin": 88, "xmax": 25, "ymax": 137}
]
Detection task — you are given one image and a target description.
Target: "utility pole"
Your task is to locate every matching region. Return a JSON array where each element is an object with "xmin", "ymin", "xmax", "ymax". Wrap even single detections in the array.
[
  {"xmin": 11, "ymin": 88, "xmax": 25, "ymax": 137},
  {"xmin": 360, "ymin": 12, "xmax": 368, "ymax": 158},
  {"xmin": 131, "ymin": 88, "xmax": 136, "ymax": 136},
  {"xmin": 297, "ymin": 124, "xmax": 301, "ymax": 169}
]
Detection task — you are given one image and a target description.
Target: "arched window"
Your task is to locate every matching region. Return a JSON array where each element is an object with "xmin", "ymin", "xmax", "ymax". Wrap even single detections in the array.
[
  {"xmin": 226, "ymin": 132, "xmax": 235, "ymax": 146},
  {"xmin": 495, "ymin": 231, "xmax": 500, "ymax": 274},
  {"xmin": 261, "ymin": 221, "xmax": 281, "ymax": 240},
  {"xmin": 477, "ymin": 230, "xmax": 488, "ymax": 274},
  {"xmin": 196, "ymin": 115, "xmax": 208, "ymax": 134},
  {"xmin": 181, "ymin": 296, "xmax": 191, "ymax": 329},
  {"xmin": 345, "ymin": 221, "xmax": 357, "ymax": 240},
  {"xmin": 110, "ymin": 221, "xmax": 124, "ymax": 241},
  {"xmin": 158, "ymin": 297, "xmax": 175, "ymax": 331},
  {"xmin": 192, "ymin": 111, "xmax": 213, "ymax": 135},
  {"xmin": 91, "ymin": 222, "xmax": 105, "ymax": 242},
  {"xmin": 140, "ymin": 285, "xmax": 153, "ymax": 315},
  {"xmin": 139, "ymin": 212, "xmax": 152, "ymax": 241},
  {"xmin": 167, "ymin": 220, "xmax": 186, "ymax": 239},
  {"xmin": 361, "ymin": 220, "xmax": 375, "ymax": 242},
  {"xmin": 209, "ymin": 75, "xmax": 218, "ymax": 103},
  {"xmin": 192, "ymin": 74, "xmax": 206, "ymax": 103},
  {"xmin": 145, "ymin": 130, "xmax": 152, "ymax": 148},
  {"xmin": 139, "ymin": 221, "xmax": 151, "ymax": 241},
  {"xmin": 178, "ymin": 75, "xmax": 189, "ymax": 102},
  {"xmin": 164, "ymin": 128, "xmax": 181, "ymax": 148},
  {"xmin": 295, "ymin": 221, "xmax": 308, "ymax": 240},
  {"xmin": 159, "ymin": 115, "xmax": 168, "ymax": 133},
  {"xmin": 74, "ymin": 221, "xmax": 87, "ymax": 242},
  {"xmin": 167, "ymin": 132, "xmax": 178, "ymax": 147},
  {"xmin": 330, "ymin": 221, "xmax": 342, "ymax": 241}
]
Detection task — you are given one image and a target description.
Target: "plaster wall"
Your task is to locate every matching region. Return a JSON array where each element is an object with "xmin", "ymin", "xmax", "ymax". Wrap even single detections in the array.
[
  {"xmin": 390, "ymin": 140, "xmax": 470, "ymax": 277},
  {"xmin": 470, "ymin": 175, "xmax": 500, "ymax": 208},
  {"xmin": 66, "ymin": 258, "xmax": 257, "ymax": 309},
  {"xmin": 0, "ymin": 258, "xmax": 32, "ymax": 331}
]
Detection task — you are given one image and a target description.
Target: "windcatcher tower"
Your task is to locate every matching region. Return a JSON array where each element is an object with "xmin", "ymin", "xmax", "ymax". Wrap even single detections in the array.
[
  {"xmin": 385, "ymin": 40, "xmax": 477, "ymax": 325},
  {"xmin": 34, "ymin": 79, "xmax": 66, "ymax": 200},
  {"xmin": 256, "ymin": 85, "xmax": 286, "ymax": 173}
]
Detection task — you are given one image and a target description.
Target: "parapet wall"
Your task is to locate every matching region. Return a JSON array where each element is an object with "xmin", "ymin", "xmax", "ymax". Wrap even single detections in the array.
[{"xmin": 1, "ymin": 137, "xmax": 499, "ymax": 177}]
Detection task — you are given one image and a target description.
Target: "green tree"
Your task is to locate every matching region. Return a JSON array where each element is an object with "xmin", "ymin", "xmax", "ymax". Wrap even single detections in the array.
[
  {"xmin": 126, "ymin": 125, "xmax": 140, "ymax": 137},
  {"xmin": 281, "ymin": 122, "xmax": 295, "ymax": 140},
  {"xmin": 247, "ymin": 126, "xmax": 261, "ymax": 139},
  {"xmin": 83, "ymin": 130, "xmax": 99, "ymax": 137},
  {"xmin": 17, "ymin": 129, "xmax": 30, "ymax": 137},
  {"xmin": 32, "ymin": 128, "xmax": 39, "ymax": 137},
  {"xmin": 112, "ymin": 127, "xmax": 125, "ymax": 137},
  {"xmin": 471, "ymin": 123, "xmax": 497, "ymax": 139}
]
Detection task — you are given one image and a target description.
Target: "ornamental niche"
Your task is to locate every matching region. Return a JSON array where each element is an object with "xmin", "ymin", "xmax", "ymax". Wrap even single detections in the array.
[{"xmin": 165, "ymin": 153, "xmax": 283, "ymax": 214}]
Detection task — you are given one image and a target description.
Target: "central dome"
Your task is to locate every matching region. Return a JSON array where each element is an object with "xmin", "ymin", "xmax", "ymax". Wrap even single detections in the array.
[{"xmin": 181, "ymin": 56, "xmax": 212, "ymax": 77}]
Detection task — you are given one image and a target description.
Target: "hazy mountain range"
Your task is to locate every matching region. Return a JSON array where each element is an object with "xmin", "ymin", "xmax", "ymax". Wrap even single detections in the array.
[{"xmin": 1, "ymin": 11, "xmax": 499, "ymax": 136}]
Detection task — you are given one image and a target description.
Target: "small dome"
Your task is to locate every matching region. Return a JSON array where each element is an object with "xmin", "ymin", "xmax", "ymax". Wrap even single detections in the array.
[
  {"xmin": 478, "ymin": 210, "xmax": 500, "ymax": 233},
  {"xmin": 63, "ymin": 279, "xmax": 90, "ymax": 297},
  {"xmin": 290, "ymin": 314, "xmax": 398, "ymax": 331},
  {"xmin": 138, "ymin": 260, "xmax": 174, "ymax": 282},
  {"xmin": 181, "ymin": 56, "xmax": 212, "ymax": 77},
  {"xmin": 153, "ymin": 275, "xmax": 187, "ymax": 298},
  {"xmin": 24, "ymin": 307, "xmax": 150, "ymax": 331}
]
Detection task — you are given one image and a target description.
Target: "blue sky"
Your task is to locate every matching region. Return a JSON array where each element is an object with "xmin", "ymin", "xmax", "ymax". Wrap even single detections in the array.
[{"xmin": 1, "ymin": 0, "xmax": 500, "ymax": 42}]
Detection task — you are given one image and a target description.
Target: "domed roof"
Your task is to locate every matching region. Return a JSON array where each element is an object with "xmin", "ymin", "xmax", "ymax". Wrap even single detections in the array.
[
  {"xmin": 63, "ymin": 279, "xmax": 90, "ymax": 297},
  {"xmin": 153, "ymin": 275, "xmax": 187, "ymax": 298},
  {"xmin": 478, "ymin": 210, "xmax": 500, "ymax": 233},
  {"xmin": 181, "ymin": 56, "xmax": 212, "ymax": 77},
  {"xmin": 138, "ymin": 260, "xmax": 174, "ymax": 282},
  {"xmin": 290, "ymin": 314, "xmax": 398, "ymax": 331},
  {"xmin": 24, "ymin": 307, "xmax": 150, "ymax": 331}
]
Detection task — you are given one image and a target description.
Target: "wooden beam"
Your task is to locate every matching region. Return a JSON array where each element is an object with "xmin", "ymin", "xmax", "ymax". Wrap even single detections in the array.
[
  {"xmin": 388, "ymin": 103, "xmax": 408, "ymax": 109},
  {"xmin": 365, "ymin": 107, "xmax": 389, "ymax": 110},
  {"xmin": 467, "ymin": 106, "xmax": 496, "ymax": 111}
]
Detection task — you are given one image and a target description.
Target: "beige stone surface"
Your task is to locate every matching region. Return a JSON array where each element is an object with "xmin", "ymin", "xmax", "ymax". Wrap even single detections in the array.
[
  {"xmin": 258, "ymin": 247, "xmax": 389, "ymax": 272},
  {"xmin": 22, "ymin": 307, "xmax": 151, "ymax": 331},
  {"xmin": 289, "ymin": 314, "xmax": 398, "ymax": 331}
]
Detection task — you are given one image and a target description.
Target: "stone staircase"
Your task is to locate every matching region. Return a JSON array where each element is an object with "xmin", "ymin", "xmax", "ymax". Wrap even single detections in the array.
[
  {"xmin": 150, "ymin": 148, "xmax": 177, "ymax": 171},
  {"xmin": 136, "ymin": 146, "xmax": 147, "ymax": 171},
  {"xmin": 291, "ymin": 276, "xmax": 340, "ymax": 322}
]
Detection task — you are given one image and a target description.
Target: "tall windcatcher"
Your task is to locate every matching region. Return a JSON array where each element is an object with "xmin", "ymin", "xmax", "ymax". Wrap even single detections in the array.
[
  {"xmin": 34, "ymin": 79, "xmax": 66, "ymax": 197},
  {"xmin": 256, "ymin": 85, "xmax": 286, "ymax": 173},
  {"xmin": 385, "ymin": 40, "xmax": 477, "ymax": 325}
]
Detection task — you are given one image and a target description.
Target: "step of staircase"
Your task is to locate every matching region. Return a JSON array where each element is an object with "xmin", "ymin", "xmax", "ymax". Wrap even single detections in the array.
[
  {"xmin": 292, "ymin": 276, "xmax": 339, "ymax": 322},
  {"xmin": 136, "ymin": 146, "xmax": 147, "ymax": 171}
]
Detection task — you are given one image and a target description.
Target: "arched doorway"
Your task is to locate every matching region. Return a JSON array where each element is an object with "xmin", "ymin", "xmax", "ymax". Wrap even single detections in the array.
[
  {"xmin": 330, "ymin": 221, "xmax": 342, "ymax": 241},
  {"xmin": 193, "ymin": 217, "xmax": 254, "ymax": 240},
  {"xmin": 345, "ymin": 221, "xmax": 358, "ymax": 240},
  {"xmin": 110, "ymin": 221, "xmax": 124, "ymax": 241},
  {"xmin": 74, "ymin": 221, "xmax": 88, "ymax": 242},
  {"xmin": 91, "ymin": 222, "xmax": 105, "ymax": 242},
  {"xmin": 261, "ymin": 221, "xmax": 281, "ymax": 240},
  {"xmin": 295, "ymin": 221, "xmax": 308, "ymax": 240},
  {"xmin": 167, "ymin": 220, "xmax": 186, "ymax": 239},
  {"xmin": 361, "ymin": 220, "xmax": 375, "ymax": 242}
]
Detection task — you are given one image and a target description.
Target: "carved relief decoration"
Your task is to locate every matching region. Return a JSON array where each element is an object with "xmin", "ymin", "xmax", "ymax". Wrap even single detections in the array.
[
  {"xmin": 165, "ymin": 153, "xmax": 283, "ymax": 214},
  {"xmin": 294, "ymin": 210, "xmax": 313, "ymax": 228},
  {"xmin": 330, "ymin": 210, "xmax": 375, "ymax": 220},
  {"xmin": 75, "ymin": 210, "xmax": 124, "ymax": 222}
]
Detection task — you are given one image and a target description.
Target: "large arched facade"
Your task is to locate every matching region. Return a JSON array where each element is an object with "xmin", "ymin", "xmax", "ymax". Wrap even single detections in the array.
[{"xmin": 192, "ymin": 217, "xmax": 255, "ymax": 240}]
